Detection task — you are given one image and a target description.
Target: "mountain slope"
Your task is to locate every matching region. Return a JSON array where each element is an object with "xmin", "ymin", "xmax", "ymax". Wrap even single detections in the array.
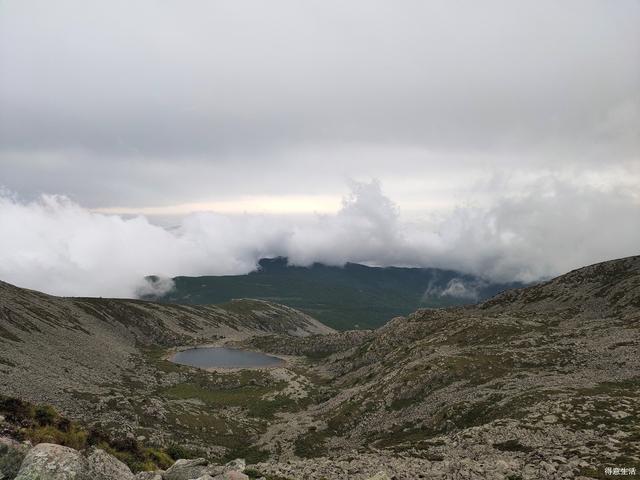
[
  {"xmin": 154, "ymin": 257, "xmax": 525, "ymax": 330},
  {"xmin": 244, "ymin": 256, "xmax": 640, "ymax": 478},
  {"xmin": 1, "ymin": 256, "xmax": 639, "ymax": 479},
  {"xmin": 0, "ymin": 281, "xmax": 334, "ymax": 462}
]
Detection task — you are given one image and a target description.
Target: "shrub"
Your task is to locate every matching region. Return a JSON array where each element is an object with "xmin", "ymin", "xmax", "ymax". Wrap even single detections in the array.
[
  {"xmin": 1, "ymin": 395, "xmax": 183, "ymax": 473},
  {"xmin": 34, "ymin": 405, "xmax": 58, "ymax": 426},
  {"xmin": 0, "ymin": 396, "xmax": 35, "ymax": 423},
  {"xmin": 166, "ymin": 443, "xmax": 197, "ymax": 461}
]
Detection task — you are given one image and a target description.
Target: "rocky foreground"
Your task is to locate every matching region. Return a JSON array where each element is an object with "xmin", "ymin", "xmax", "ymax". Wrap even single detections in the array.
[
  {"xmin": 0, "ymin": 440, "xmax": 260, "ymax": 480},
  {"xmin": 1, "ymin": 256, "xmax": 640, "ymax": 479}
]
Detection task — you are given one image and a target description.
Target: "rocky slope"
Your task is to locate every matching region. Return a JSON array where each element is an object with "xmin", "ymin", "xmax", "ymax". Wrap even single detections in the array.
[
  {"xmin": 1, "ymin": 256, "xmax": 639, "ymax": 479},
  {"xmin": 244, "ymin": 256, "xmax": 640, "ymax": 478},
  {"xmin": 0, "ymin": 281, "xmax": 334, "ymax": 461}
]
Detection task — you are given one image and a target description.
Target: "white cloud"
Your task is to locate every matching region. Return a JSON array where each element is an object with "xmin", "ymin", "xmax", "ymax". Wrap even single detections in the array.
[{"xmin": 0, "ymin": 179, "xmax": 638, "ymax": 298}]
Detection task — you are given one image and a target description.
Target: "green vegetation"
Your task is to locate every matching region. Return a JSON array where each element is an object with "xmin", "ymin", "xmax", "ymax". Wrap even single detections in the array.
[
  {"xmin": 493, "ymin": 439, "xmax": 533, "ymax": 453},
  {"xmin": 294, "ymin": 428, "xmax": 329, "ymax": 458},
  {"xmin": 154, "ymin": 257, "xmax": 523, "ymax": 330},
  {"xmin": 0, "ymin": 395, "xmax": 188, "ymax": 472}
]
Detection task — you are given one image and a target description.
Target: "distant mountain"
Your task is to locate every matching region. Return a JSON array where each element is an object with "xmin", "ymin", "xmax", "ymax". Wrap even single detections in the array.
[{"xmin": 151, "ymin": 257, "xmax": 526, "ymax": 330}]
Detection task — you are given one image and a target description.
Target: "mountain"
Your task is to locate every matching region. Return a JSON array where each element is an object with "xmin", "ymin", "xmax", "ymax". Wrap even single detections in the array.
[
  {"xmin": 0, "ymin": 280, "xmax": 333, "ymax": 461},
  {"xmin": 1, "ymin": 255, "xmax": 639, "ymax": 479},
  {"xmin": 242, "ymin": 255, "xmax": 640, "ymax": 478},
  {"xmin": 153, "ymin": 257, "xmax": 526, "ymax": 330}
]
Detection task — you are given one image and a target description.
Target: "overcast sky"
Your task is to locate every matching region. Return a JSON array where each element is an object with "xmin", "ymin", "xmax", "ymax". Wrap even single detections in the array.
[{"xmin": 0, "ymin": 0, "xmax": 639, "ymax": 296}]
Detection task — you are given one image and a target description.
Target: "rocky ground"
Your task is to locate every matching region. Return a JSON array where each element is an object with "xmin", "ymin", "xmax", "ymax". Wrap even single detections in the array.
[{"xmin": 1, "ymin": 256, "xmax": 640, "ymax": 479}]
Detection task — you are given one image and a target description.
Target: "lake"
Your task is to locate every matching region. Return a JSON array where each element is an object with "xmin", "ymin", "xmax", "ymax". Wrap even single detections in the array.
[{"xmin": 170, "ymin": 346, "xmax": 285, "ymax": 369}]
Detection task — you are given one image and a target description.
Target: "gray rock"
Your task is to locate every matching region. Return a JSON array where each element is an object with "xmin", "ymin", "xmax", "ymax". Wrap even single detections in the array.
[
  {"xmin": 0, "ymin": 441, "xmax": 27, "ymax": 480},
  {"xmin": 222, "ymin": 459, "xmax": 245, "ymax": 473},
  {"xmin": 212, "ymin": 472, "xmax": 249, "ymax": 480},
  {"xmin": 135, "ymin": 472, "xmax": 163, "ymax": 480},
  {"xmin": 367, "ymin": 473, "xmax": 391, "ymax": 480},
  {"xmin": 86, "ymin": 448, "xmax": 135, "ymax": 480},
  {"xmin": 163, "ymin": 458, "xmax": 209, "ymax": 480},
  {"xmin": 15, "ymin": 443, "xmax": 87, "ymax": 480}
]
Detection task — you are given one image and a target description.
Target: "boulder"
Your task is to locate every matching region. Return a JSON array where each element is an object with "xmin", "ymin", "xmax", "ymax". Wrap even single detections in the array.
[
  {"xmin": 367, "ymin": 473, "xmax": 391, "ymax": 480},
  {"xmin": 162, "ymin": 458, "xmax": 209, "ymax": 480},
  {"xmin": 212, "ymin": 472, "xmax": 249, "ymax": 480},
  {"xmin": 14, "ymin": 443, "xmax": 87, "ymax": 480},
  {"xmin": 86, "ymin": 448, "xmax": 135, "ymax": 480},
  {"xmin": 0, "ymin": 441, "xmax": 27, "ymax": 480},
  {"xmin": 135, "ymin": 472, "xmax": 163, "ymax": 480},
  {"xmin": 221, "ymin": 459, "xmax": 245, "ymax": 473}
]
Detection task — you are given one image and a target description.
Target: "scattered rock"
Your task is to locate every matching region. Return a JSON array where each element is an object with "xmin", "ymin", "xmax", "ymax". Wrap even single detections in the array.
[
  {"xmin": 367, "ymin": 473, "xmax": 391, "ymax": 480},
  {"xmin": 222, "ymin": 459, "xmax": 246, "ymax": 473},
  {"xmin": 135, "ymin": 473, "xmax": 163, "ymax": 480},
  {"xmin": 212, "ymin": 472, "xmax": 249, "ymax": 480}
]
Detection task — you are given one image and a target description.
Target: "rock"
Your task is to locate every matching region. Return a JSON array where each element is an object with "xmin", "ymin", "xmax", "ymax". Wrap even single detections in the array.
[
  {"xmin": 222, "ymin": 459, "xmax": 246, "ymax": 473},
  {"xmin": 0, "ymin": 441, "xmax": 27, "ymax": 480},
  {"xmin": 86, "ymin": 448, "xmax": 135, "ymax": 480},
  {"xmin": 163, "ymin": 458, "xmax": 209, "ymax": 480},
  {"xmin": 611, "ymin": 411, "xmax": 630, "ymax": 419},
  {"xmin": 212, "ymin": 472, "xmax": 249, "ymax": 480},
  {"xmin": 193, "ymin": 476, "xmax": 215, "ymax": 480},
  {"xmin": 135, "ymin": 473, "xmax": 163, "ymax": 480},
  {"xmin": 15, "ymin": 443, "xmax": 87, "ymax": 480},
  {"xmin": 367, "ymin": 473, "xmax": 391, "ymax": 480}
]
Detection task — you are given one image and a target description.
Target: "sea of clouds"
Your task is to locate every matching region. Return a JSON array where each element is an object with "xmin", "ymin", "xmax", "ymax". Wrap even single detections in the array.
[{"xmin": 1, "ymin": 180, "xmax": 638, "ymax": 298}]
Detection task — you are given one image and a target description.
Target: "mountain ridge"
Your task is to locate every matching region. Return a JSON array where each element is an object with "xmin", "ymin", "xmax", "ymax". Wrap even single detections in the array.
[{"xmin": 153, "ymin": 257, "xmax": 526, "ymax": 330}]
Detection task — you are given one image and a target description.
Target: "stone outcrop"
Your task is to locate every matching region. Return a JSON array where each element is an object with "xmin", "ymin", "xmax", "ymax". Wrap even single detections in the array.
[
  {"xmin": 14, "ymin": 443, "xmax": 87, "ymax": 480},
  {"xmin": 7, "ymin": 443, "xmax": 249, "ymax": 480},
  {"xmin": 163, "ymin": 458, "xmax": 210, "ymax": 480},
  {"xmin": 85, "ymin": 449, "xmax": 135, "ymax": 480}
]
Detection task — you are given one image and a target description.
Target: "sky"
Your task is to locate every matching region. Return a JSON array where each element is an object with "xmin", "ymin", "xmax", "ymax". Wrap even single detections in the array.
[{"xmin": 0, "ymin": 0, "xmax": 639, "ymax": 297}]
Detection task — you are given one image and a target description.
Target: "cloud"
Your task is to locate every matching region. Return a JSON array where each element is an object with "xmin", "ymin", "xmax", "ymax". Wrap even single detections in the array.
[
  {"xmin": 0, "ymin": 0, "xmax": 638, "ymax": 208},
  {"xmin": 0, "ymin": 180, "xmax": 638, "ymax": 298},
  {"xmin": 424, "ymin": 278, "xmax": 487, "ymax": 301}
]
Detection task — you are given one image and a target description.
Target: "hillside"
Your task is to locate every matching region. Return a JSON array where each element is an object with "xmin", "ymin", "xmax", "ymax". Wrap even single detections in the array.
[
  {"xmin": 243, "ymin": 255, "xmax": 640, "ymax": 478},
  {"xmin": 1, "ymin": 256, "xmax": 639, "ymax": 479},
  {"xmin": 154, "ymin": 257, "xmax": 525, "ymax": 330},
  {"xmin": 0, "ymin": 281, "xmax": 334, "ymax": 465}
]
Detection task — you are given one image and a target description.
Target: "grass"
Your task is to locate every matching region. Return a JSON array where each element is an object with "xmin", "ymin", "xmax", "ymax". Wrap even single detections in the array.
[
  {"xmin": 294, "ymin": 429, "xmax": 329, "ymax": 458},
  {"xmin": 0, "ymin": 395, "xmax": 187, "ymax": 472},
  {"xmin": 162, "ymin": 381, "xmax": 279, "ymax": 411},
  {"xmin": 493, "ymin": 439, "xmax": 533, "ymax": 453}
]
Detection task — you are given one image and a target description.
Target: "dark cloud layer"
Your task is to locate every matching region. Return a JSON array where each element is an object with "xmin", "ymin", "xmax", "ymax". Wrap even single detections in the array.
[{"xmin": 1, "ymin": 0, "xmax": 638, "ymax": 207}]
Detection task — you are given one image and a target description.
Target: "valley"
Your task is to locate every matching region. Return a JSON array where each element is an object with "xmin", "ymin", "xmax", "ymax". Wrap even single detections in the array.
[{"xmin": 1, "ymin": 256, "xmax": 639, "ymax": 479}]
